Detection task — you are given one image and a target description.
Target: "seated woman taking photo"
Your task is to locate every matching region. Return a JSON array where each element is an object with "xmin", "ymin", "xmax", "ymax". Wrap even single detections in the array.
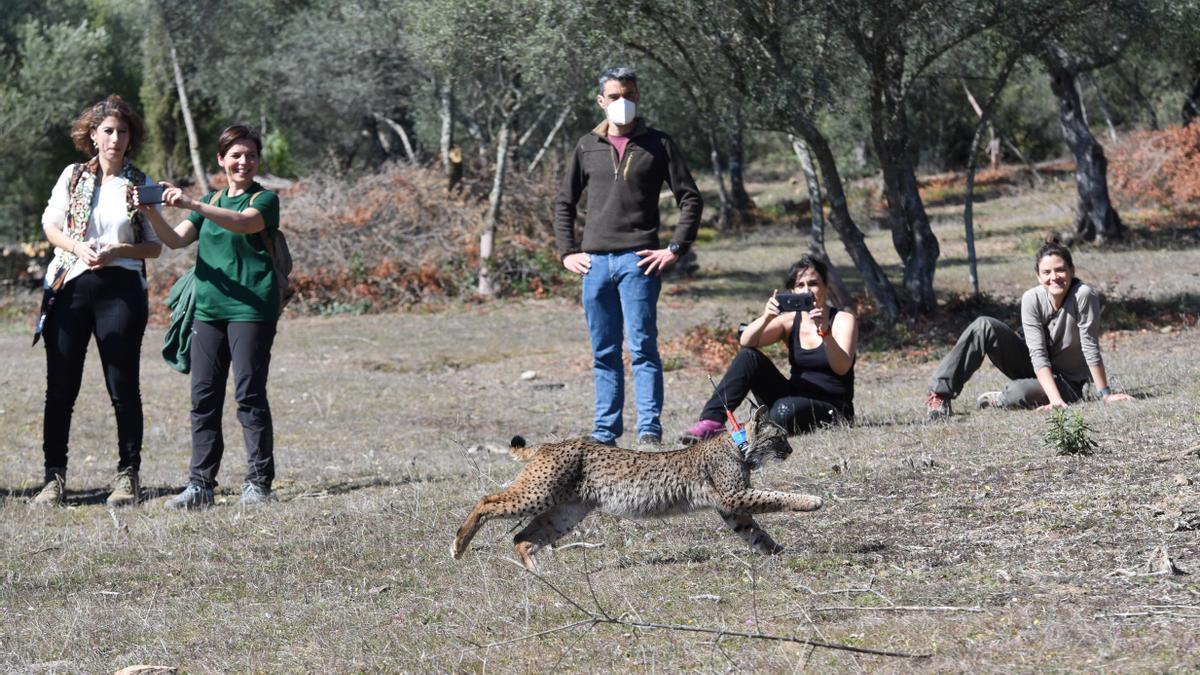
[
  {"xmin": 680, "ymin": 255, "xmax": 858, "ymax": 444},
  {"xmin": 924, "ymin": 237, "xmax": 1133, "ymax": 420}
]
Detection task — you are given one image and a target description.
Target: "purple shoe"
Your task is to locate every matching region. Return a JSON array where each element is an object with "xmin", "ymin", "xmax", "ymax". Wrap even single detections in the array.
[{"xmin": 678, "ymin": 419, "xmax": 725, "ymax": 446}]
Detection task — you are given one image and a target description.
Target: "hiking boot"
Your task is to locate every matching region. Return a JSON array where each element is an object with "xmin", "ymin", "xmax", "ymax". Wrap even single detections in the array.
[
  {"xmin": 679, "ymin": 419, "xmax": 725, "ymax": 446},
  {"xmin": 976, "ymin": 391, "xmax": 1004, "ymax": 410},
  {"xmin": 106, "ymin": 468, "xmax": 140, "ymax": 507},
  {"xmin": 591, "ymin": 436, "xmax": 616, "ymax": 447},
  {"xmin": 239, "ymin": 482, "xmax": 276, "ymax": 506},
  {"xmin": 925, "ymin": 392, "xmax": 952, "ymax": 421},
  {"xmin": 165, "ymin": 482, "xmax": 214, "ymax": 511},
  {"xmin": 636, "ymin": 434, "xmax": 662, "ymax": 451},
  {"xmin": 31, "ymin": 472, "xmax": 66, "ymax": 507}
]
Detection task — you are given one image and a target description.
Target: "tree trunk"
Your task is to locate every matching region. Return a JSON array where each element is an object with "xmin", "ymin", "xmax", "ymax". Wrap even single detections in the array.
[
  {"xmin": 1043, "ymin": 49, "xmax": 1124, "ymax": 243},
  {"xmin": 165, "ymin": 34, "xmax": 208, "ymax": 193},
  {"xmin": 478, "ymin": 118, "xmax": 511, "ymax": 297},
  {"xmin": 868, "ymin": 58, "xmax": 939, "ymax": 312},
  {"xmin": 1113, "ymin": 65, "xmax": 1158, "ymax": 130},
  {"xmin": 793, "ymin": 119, "xmax": 900, "ymax": 323},
  {"xmin": 1183, "ymin": 61, "xmax": 1200, "ymax": 125},
  {"xmin": 373, "ymin": 113, "xmax": 417, "ymax": 164},
  {"xmin": 439, "ymin": 79, "xmax": 456, "ymax": 189},
  {"xmin": 961, "ymin": 54, "xmax": 1021, "ymax": 298},
  {"xmin": 729, "ymin": 108, "xmax": 753, "ymax": 223},
  {"xmin": 1085, "ymin": 73, "xmax": 1118, "ymax": 143},
  {"xmin": 707, "ymin": 130, "xmax": 732, "ymax": 230},
  {"xmin": 527, "ymin": 103, "xmax": 571, "ymax": 173},
  {"xmin": 790, "ymin": 134, "xmax": 851, "ymax": 308}
]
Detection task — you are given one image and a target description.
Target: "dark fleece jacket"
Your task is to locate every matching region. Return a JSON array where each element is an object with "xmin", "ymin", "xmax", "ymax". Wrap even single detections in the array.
[{"xmin": 553, "ymin": 119, "xmax": 702, "ymax": 258}]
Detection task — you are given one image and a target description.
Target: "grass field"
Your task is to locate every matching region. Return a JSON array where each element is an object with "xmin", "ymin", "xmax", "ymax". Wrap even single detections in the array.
[{"xmin": 2, "ymin": 174, "xmax": 1199, "ymax": 672}]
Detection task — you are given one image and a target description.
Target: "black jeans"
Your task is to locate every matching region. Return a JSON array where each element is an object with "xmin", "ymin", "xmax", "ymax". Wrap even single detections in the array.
[
  {"xmin": 189, "ymin": 319, "xmax": 277, "ymax": 489},
  {"xmin": 42, "ymin": 268, "xmax": 148, "ymax": 479},
  {"xmin": 700, "ymin": 348, "xmax": 851, "ymax": 434},
  {"xmin": 927, "ymin": 316, "xmax": 1085, "ymax": 408}
]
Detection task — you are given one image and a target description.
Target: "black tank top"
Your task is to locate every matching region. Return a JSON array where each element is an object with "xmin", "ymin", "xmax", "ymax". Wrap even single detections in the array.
[{"xmin": 786, "ymin": 307, "xmax": 855, "ymax": 406}]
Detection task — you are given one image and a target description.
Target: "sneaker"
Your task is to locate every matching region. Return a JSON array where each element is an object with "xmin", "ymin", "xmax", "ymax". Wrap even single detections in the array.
[
  {"xmin": 636, "ymin": 434, "xmax": 662, "ymax": 451},
  {"xmin": 678, "ymin": 419, "xmax": 725, "ymax": 446},
  {"xmin": 591, "ymin": 436, "xmax": 616, "ymax": 447},
  {"xmin": 239, "ymin": 482, "xmax": 276, "ymax": 506},
  {"xmin": 106, "ymin": 469, "xmax": 140, "ymax": 507},
  {"xmin": 165, "ymin": 482, "xmax": 214, "ymax": 510},
  {"xmin": 31, "ymin": 472, "xmax": 66, "ymax": 507},
  {"xmin": 976, "ymin": 391, "xmax": 1004, "ymax": 410},
  {"xmin": 925, "ymin": 392, "xmax": 952, "ymax": 421}
]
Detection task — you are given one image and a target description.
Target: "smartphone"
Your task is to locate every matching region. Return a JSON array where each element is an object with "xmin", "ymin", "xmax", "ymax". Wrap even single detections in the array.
[
  {"xmin": 776, "ymin": 292, "xmax": 815, "ymax": 313},
  {"xmin": 136, "ymin": 184, "xmax": 165, "ymax": 205}
]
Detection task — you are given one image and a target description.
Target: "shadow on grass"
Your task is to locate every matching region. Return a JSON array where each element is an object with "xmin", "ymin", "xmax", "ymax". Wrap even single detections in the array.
[
  {"xmin": 0, "ymin": 475, "xmax": 440, "ymax": 507},
  {"xmin": 1119, "ymin": 212, "xmax": 1200, "ymax": 251},
  {"xmin": 0, "ymin": 484, "xmax": 186, "ymax": 507}
]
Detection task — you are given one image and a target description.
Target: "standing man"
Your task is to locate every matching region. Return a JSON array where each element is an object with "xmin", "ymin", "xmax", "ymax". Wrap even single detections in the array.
[{"xmin": 554, "ymin": 66, "xmax": 703, "ymax": 447}]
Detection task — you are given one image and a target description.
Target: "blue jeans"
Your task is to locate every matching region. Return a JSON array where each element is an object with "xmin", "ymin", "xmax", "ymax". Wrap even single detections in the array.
[{"xmin": 582, "ymin": 250, "xmax": 663, "ymax": 442}]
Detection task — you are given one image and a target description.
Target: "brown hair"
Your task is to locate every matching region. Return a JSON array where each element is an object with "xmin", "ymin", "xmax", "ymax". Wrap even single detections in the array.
[
  {"xmin": 784, "ymin": 254, "xmax": 829, "ymax": 288},
  {"xmin": 1034, "ymin": 236, "xmax": 1075, "ymax": 272},
  {"xmin": 70, "ymin": 95, "xmax": 146, "ymax": 157},
  {"xmin": 217, "ymin": 124, "xmax": 262, "ymax": 158}
]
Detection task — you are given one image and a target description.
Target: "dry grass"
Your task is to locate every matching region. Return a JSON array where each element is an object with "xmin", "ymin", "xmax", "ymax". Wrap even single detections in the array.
[{"xmin": 2, "ymin": 180, "xmax": 1199, "ymax": 672}]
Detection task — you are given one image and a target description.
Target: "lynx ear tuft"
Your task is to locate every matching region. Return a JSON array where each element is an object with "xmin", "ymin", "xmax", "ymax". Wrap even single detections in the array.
[
  {"xmin": 751, "ymin": 405, "xmax": 769, "ymax": 428},
  {"xmin": 510, "ymin": 435, "xmax": 526, "ymax": 449}
]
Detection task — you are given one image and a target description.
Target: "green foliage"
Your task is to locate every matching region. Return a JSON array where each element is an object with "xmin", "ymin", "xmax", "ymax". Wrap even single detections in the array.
[
  {"xmin": 261, "ymin": 129, "xmax": 299, "ymax": 179},
  {"xmin": 1044, "ymin": 408, "xmax": 1099, "ymax": 456},
  {"xmin": 0, "ymin": 18, "xmax": 112, "ymax": 239}
]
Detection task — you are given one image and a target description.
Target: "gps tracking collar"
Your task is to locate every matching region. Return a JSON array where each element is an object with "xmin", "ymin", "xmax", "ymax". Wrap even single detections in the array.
[{"xmin": 708, "ymin": 376, "xmax": 750, "ymax": 456}]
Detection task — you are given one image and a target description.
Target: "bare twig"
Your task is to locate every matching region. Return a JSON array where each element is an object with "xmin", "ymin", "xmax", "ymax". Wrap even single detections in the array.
[
  {"xmin": 21, "ymin": 546, "xmax": 60, "ymax": 557},
  {"xmin": 554, "ymin": 542, "xmax": 605, "ymax": 551},
  {"xmin": 472, "ymin": 560, "xmax": 932, "ymax": 660},
  {"xmin": 1096, "ymin": 611, "xmax": 1200, "ymax": 620},
  {"xmin": 810, "ymin": 605, "xmax": 983, "ymax": 614}
]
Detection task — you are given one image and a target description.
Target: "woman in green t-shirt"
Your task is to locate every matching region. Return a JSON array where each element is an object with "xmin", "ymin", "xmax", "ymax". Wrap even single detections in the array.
[{"xmin": 140, "ymin": 125, "xmax": 283, "ymax": 509}]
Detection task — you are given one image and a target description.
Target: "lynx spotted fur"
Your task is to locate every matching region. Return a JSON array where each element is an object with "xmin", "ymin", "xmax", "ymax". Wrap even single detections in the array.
[{"xmin": 452, "ymin": 406, "xmax": 822, "ymax": 570}]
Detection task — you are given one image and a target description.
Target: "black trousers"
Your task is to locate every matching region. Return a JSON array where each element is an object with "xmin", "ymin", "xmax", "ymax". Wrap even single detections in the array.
[
  {"xmin": 189, "ymin": 319, "xmax": 277, "ymax": 489},
  {"xmin": 700, "ymin": 348, "xmax": 851, "ymax": 434},
  {"xmin": 42, "ymin": 268, "xmax": 148, "ymax": 479},
  {"xmin": 927, "ymin": 316, "xmax": 1085, "ymax": 408}
]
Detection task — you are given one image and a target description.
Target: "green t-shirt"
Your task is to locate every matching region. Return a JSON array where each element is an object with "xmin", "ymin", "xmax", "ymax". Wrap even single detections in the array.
[{"xmin": 187, "ymin": 185, "xmax": 281, "ymax": 322}]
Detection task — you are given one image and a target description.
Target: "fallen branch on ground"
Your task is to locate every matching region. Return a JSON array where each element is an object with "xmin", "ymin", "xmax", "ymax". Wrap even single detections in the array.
[
  {"xmin": 810, "ymin": 605, "xmax": 983, "ymax": 613},
  {"xmin": 456, "ymin": 559, "xmax": 933, "ymax": 660}
]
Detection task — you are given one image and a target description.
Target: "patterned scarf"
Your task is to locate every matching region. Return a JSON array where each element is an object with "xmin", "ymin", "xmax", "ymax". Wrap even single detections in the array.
[
  {"xmin": 34, "ymin": 157, "xmax": 147, "ymax": 345},
  {"xmin": 44, "ymin": 156, "xmax": 147, "ymax": 291}
]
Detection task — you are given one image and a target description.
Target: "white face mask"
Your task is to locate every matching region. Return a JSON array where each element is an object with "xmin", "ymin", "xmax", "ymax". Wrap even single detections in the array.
[{"xmin": 606, "ymin": 98, "xmax": 636, "ymax": 126}]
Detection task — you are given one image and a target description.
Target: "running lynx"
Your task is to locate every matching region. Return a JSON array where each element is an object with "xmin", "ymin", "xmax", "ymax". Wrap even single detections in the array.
[{"xmin": 452, "ymin": 406, "xmax": 822, "ymax": 570}]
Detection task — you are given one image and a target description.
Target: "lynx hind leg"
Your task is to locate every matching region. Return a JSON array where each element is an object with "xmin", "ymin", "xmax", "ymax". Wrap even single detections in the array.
[
  {"xmin": 720, "ymin": 489, "xmax": 822, "ymax": 515},
  {"xmin": 719, "ymin": 511, "xmax": 784, "ymax": 555},
  {"xmin": 513, "ymin": 502, "xmax": 593, "ymax": 571}
]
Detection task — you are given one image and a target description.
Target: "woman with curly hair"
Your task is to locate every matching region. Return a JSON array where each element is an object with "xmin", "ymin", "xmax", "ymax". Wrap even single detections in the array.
[{"xmin": 33, "ymin": 95, "xmax": 162, "ymax": 507}]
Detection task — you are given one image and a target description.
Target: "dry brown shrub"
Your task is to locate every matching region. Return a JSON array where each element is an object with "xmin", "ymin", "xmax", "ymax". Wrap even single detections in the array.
[
  {"xmin": 1110, "ymin": 125, "xmax": 1200, "ymax": 210},
  {"xmin": 148, "ymin": 163, "xmax": 569, "ymax": 318},
  {"xmin": 661, "ymin": 324, "xmax": 742, "ymax": 373}
]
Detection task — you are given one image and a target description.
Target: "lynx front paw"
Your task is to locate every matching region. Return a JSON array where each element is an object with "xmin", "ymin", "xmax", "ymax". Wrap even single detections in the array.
[{"xmin": 792, "ymin": 495, "xmax": 822, "ymax": 511}]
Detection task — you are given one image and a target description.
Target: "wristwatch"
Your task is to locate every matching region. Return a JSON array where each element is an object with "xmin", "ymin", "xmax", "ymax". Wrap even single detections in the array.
[{"xmin": 668, "ymin": 242, "xmax": 688, "ymax": 256}]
